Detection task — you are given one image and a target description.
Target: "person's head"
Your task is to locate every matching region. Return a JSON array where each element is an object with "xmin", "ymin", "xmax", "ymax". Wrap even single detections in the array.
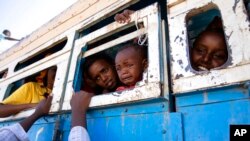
[
  {"xmin": 115, "ymin": 44, "xmax": 147, "ymax": 86},
  {"xmin": 191, "ymin": 29, "xmax": 228, "ymax": 71},
  {"xmin": 36, "ymin": 53, "xmax": 52, "ymax": 83},
  {"xmin": 44, "ymin": 66, "xmax": 57, "ymax": 89},
  {"xmin": 84, "ymin": 54, "xmax": 118, "ymax": 92},
  {"xmin": 3, "ymin": 70, "xmax": 8, "ymax": 78}
]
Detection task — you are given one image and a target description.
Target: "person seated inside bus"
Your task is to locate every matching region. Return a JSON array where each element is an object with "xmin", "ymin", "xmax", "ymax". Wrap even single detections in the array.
[
  {"xmin": 0, "ymin": 70, "xmax": 8, "ymax": 79},
  {"xmin": 190, "ymin": 16, "xmax": 228, "ymax": 71},
  {"xmin": 115, "ymin": 43, "xmax": 147, "ymax": 91},
  {"xmin": 115, "ymin": 11, "xmax": 228, "ymax": 71},
  {"xmin": 84, "ymin": 54, "xmax": 120, "ymax": 94},
  {"xmin": 0, "ymin": 66, "xmax": 57, "ymax": 118},
  {"xmin": 81, "ymin": 70, "xmax": 102, "ymax": 94}
]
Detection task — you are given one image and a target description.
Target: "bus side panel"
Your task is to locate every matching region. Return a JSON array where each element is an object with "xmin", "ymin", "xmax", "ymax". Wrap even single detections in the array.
[
  {"xmin": 176, "ymin": 85, "xmax": 250, "ymax": 141},
  {"xmin": 60, "ymin": 101, "xmax": 183, "ymax": 141},
  {"xmin": 27, "ymin": 118, "xmax": 56, "ymax": 141},
  {"xmin": 0, "ymin": 115, "xmax": 57, "ymax": 141}
]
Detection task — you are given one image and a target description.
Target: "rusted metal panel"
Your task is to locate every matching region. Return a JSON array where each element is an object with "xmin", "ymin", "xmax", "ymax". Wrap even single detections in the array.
[{"xmin": 168, "ymin": 0, "xmax": 250, "ymax": 93}]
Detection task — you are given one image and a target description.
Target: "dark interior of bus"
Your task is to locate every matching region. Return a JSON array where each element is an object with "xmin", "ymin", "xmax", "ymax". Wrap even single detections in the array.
[
  {"xmin": 0, "ymin": 69, "xmax": 8, "ymax": 79},
  {"xmin": 244, "ymin": 0, "xmax": 250, "ymax": 19},
  {"xmin": 14, "ymin": 39, "xmax": 67, "ymax": 72}
]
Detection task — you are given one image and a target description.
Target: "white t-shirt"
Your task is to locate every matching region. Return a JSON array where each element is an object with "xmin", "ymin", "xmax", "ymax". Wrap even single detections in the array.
[
  {"xmin": 0, "ymin": 123, "xmax": 29, "ymax": 141},
  {"xmin": 68, "ymin": 126, "xmax": 90, "ymax": 141}
]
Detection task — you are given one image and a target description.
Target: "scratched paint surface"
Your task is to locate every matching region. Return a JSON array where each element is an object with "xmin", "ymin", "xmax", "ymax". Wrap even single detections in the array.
[
  {"xmin": 168, "ymin": 0, "xmax": 250, "ymax": 93},
  {"xmin": 175, "ymin": 83, "xmax": 250, "ymax": 141},
  {"xmin": 59, "ymin": 100, "xmax": 183, "ymax": 141}
]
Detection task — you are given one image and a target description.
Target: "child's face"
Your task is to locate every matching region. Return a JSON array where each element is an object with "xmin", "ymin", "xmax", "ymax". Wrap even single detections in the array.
[
  {"xmin": 115, "ymin": 47, "xmax": 145, "ymax": 86},
  {"xmin": 191, "ymin": 32, "xmax": 228, "ymax": 71},
  {"xmin": 89, "ymin": 59, "xmax": 118, "ymax": 90}
]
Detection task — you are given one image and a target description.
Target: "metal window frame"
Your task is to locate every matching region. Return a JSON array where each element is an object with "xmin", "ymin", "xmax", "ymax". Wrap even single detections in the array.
[
  {"xmin": 62, "ymin": 3, "xmax": 162, "ymax": 110},
  {"xmin": 168, "ymin": 0, "xmax": 250, "ymax": 94}
]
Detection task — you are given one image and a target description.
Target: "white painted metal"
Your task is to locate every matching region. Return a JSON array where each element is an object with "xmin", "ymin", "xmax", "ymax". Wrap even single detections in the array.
[
  {"xmin": 62, "ymin": 3, "xmax": 161, "ymax": 110},
  {"xmin": 0, "ymin": 0, "xmax": 138, "ymax": 120},
  {"xmin": 168, "ymin": 0, "xmax": 250, "ymax": 93}
]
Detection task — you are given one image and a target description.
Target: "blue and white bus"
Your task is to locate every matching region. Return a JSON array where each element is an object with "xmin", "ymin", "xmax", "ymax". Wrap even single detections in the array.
[{"xmin": 0, "ymin": 0, "xmax": 249, "ymax": 140}]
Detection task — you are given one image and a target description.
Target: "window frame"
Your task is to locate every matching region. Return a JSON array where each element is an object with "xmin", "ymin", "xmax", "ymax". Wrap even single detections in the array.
[
  {"xmin": 62, "ymin": 3, "xmax": 162, "ymax": 110},
  {"xmin": 168, "ymin": 0, "xmax": 250, "ymax": 94},
  {"xmin": 0, "ymin": 33, "xmax": 74, "ymax": 121}
]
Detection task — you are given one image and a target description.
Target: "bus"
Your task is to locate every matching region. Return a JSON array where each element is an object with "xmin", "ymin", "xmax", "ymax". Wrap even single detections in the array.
[{"xmin": 0, "ymin": 0, "xmax": 249, "ymax": 140}]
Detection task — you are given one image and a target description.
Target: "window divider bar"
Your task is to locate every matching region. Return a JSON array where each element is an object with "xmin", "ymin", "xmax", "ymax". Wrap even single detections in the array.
[{"xmin": 82, "ymin": 28, "xmax": 146, "ymax": 58}]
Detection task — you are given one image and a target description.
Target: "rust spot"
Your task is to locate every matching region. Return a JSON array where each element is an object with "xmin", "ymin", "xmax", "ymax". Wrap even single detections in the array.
[
  {"xmin": 175, "ymin": 74, "xmax": 184, "ymax": 79},
  {"xmin": 232, "ymin": 0, "xmax": 240, "ymax": 13},
  {"xmin": 226, "ymin": 31, "xmax": 233, "ymax": 40},
  {"xmin": 179, "ymin": 37, "xmax": 183, "ymax": 42},
  {"xmin": 174, "ymin": 35, "xmax": 179, "ymax": 42},
  {"xmin": 211, "ymin": 76, "xmax": 215, "ymax": 80},
  {"xmin": 177, "ymin": 60, "xmax": 183, "ymax": 65}
]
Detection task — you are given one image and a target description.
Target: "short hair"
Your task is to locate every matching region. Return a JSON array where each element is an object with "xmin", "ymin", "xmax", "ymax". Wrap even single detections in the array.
[
  {"xmin": 83, "ymin": 53, "xmax": 114, "ymax": 77},
  {"xmin": 116, "ymin": 43, "xmax": 147, "ymax": 60}
]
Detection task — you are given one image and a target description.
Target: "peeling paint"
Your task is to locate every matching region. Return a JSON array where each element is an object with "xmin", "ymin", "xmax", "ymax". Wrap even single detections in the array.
[
  {"xmin": 175, "ymin": 74, "xmax": 184, "ymax": 79},
  {"xmin": 226, "ymin": 31, "xmax": 233, "ymax": 40},
  {"xmin": 35, "ymin": 127, "xmax": 44, "ymax": 141},
  {"xmin": 174, "ymin": 35, "xmax": 179, "ymax": 42},
  {"xmin": 232, "ymin": 0, "xmax": 240, "ymax": 13}
]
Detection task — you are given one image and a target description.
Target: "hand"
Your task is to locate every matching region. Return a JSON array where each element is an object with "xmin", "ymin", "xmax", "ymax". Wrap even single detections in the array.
[
  {"xmin": 70, "ymin": 91, "xmax": 93, "ymax": 114},
  {"xmin": 114, "ymin": 9, "xmax": 134, "ymax": 23},
  {"xmin": 34, "ymin": 96, "xmax": 53, "ymax": 117}
]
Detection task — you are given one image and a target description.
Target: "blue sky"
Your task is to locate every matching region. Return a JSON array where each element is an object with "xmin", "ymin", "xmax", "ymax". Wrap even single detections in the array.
[{"xmin": 0, "ymin": 0, "xmax": 77, "ymax": 53}]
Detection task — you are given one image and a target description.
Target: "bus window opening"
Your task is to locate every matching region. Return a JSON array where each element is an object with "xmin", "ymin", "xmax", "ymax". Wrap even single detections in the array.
[
  {"xmin": 0, "ymin": 66, "xmax": 57, "ymax": 118},
  {"xmin": 0, "ymin": 69, "xmax": 8, "ymax": 79},
  {"xmin": 186, "ymin": 8, "xmax": 228, "ymax": 72},
  {"xmin": 14, "ymin": 39, "xmax": 67, "ymax": 72},
  {"xmin": 81, "ymin": 39, "xmax": 148, "ymax": 95}
]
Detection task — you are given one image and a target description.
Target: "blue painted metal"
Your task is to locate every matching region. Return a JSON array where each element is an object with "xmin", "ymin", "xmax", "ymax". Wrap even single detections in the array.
[
  {"xmin": 1, "ymin": 2, "xmax": 250, "ymax": 141},
  {"xmin": 176, "ymin": 83, "xmax": 250, "ymax": 141},
  {"xmin": 58, "ymin": 100, "xmax": 185, "ymax": 141},
  {"xmin": 73, "ymin": 46, "xmax": 88, "ymax": 91}
]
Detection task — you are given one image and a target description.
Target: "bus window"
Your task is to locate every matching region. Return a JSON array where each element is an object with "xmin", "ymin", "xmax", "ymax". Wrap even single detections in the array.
[
  {"xmin": 80, "ymin": 38, "xmax": 148, "ymax": 95},
  {"xmin": 14, "ymin": 39, "xmax": 67, "ymax": 72},
  {"xmin": 63, "ymin": 3, "xmax": 161, "ymax": 109},
  {"xmin": 186, "ymin": 8, "xmax": 228, "ymax": 72},
  {"xmin": 78, "ymin": 0, "xmax": 155, "ymax": 39},
  {"xmin": 77, "ymin": 22, "xmax": 147, "ymax": 93},
  {"xmin": 3, "ymin": 66, "xmax": 57, "ymax": 102},
  {"xmin": 169, "ymin": 1, "xmax": 250, "ymax": 93},
  {"xmin": 244, "ymin": 0, "xmax": 250, "ymax": 19},
  {"xmin": 0, "ymin": 69, "xmax": 8, "ymax": 79}
]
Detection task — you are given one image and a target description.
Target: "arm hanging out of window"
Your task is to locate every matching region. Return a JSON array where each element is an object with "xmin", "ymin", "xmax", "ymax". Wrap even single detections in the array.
[
  {"xmin": 68, "ymin": 91, "xmax": 93, "ymax": 141},
  {"xmin": 0, "ymin": 96, "xmax": 52, "ymax": 141}
]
